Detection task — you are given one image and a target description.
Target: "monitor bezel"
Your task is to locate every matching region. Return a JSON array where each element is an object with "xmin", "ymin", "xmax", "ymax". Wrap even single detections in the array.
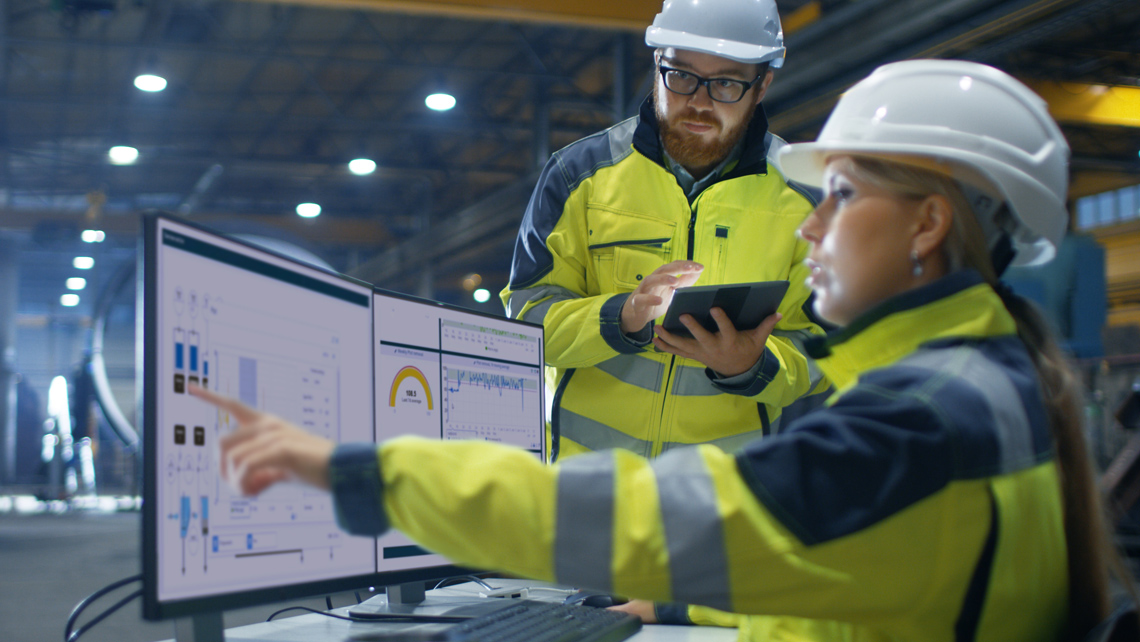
[{"xmin": 141, "ymin": 212, "xmax": 543, "ymax": 621}]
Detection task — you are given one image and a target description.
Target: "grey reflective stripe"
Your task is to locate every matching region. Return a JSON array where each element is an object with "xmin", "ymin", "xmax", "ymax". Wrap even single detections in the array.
[
  {"xmin": 901, "ymin": 347, "xmax": 1033, "ymax": 472},
  {"xmin": 652, "ymin": 448, "xmax": 732, "ymax": 611},
  {"xmin": 772, "ymin": 328, "xmax": 824, "ymax": 390},
  {"xmin": 766, "ymin": 414, "xmax": 782, "ymax": 435},
  {"xmin": 594, "ymin": 355, "xmax": 664, "ymax": 393},
  {"xmin": 506, "ymin": 285, "xmax": 579, "ymax": 322},
  {"xmin": 607, "ymin": 119, "xmax": 638, "ymax": 163},
  {"xmin": 555, "ymin": 454, "xmax": 616, "ymax": 591},
  {"xmin": 659, "ymin": 428, "xmax": 765, "ymax": 455},
  {"xmin": 559, "ymin": 408, "xmax": 653, "ymax": 455},
  {"xmin": 671, "ymin": 364, "xmax": 720, "ymax": 396}
]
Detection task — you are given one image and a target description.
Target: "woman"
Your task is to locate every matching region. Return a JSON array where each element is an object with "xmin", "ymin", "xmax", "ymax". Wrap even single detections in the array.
[{"xmin": 197, "ymin": 60, "xmax": 1129, "ymax": 641}]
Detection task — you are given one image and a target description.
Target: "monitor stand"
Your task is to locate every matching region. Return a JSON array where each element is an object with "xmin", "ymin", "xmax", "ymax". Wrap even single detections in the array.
[
  {"xmin": 348, "ymin": 581, "xmax": 515, "ymax": 621},
  {"xmin": 174, "ymin": 611, "xmax": 224, "ymax": 642},
  {"xmin": 171, "ymin": 582, "xmax": 514, "ymax": 641}
]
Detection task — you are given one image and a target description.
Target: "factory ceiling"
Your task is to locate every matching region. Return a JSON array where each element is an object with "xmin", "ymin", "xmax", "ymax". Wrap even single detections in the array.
[{"xmin": 3, "ymin": 0, "xmax": 1140, "ymax": 317}]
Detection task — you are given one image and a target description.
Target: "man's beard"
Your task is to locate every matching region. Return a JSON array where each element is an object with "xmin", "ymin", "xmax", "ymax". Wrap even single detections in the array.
[{"xmin": 654, "ymin": 91, "xmax": 757, "ymax": 173}]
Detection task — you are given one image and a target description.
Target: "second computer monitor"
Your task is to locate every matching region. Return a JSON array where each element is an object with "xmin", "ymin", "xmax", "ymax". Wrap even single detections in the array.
[{"xmin": 373, "ymin": 290, "xmax": 546, "ymax": 572}]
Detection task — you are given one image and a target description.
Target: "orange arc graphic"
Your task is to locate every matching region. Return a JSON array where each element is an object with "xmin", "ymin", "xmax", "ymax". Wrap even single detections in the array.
[{"xmin": 389, "ymin": 366, "xmax": 433, "ymax": 410}]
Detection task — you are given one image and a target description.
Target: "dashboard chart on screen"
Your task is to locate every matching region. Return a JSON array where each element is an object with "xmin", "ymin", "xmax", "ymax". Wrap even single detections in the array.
[
  {"xmin": 372, "ymin": 292, "xmax": 546, "ymax": 572},
  {"xmin": 143, "ymin": 213, "xmax": 547, "ymax": 635},
  {"xmin": 147, "ymin": 216, "xmax": 376, "ymax": 609}
]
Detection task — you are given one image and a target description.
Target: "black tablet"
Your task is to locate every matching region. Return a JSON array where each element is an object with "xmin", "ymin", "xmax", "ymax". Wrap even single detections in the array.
[{"xmin": 661, "ymin": 280, "xmax": 790, "ymax": 338}]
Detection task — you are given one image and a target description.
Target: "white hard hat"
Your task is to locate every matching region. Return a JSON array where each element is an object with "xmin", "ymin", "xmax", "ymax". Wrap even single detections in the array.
[
  {"xmin": 779, "ymin": 59, "xmax": 1070, "ymax": 267},
  {"xmin": 645, "ymin": 0, "xmax": 786, "ymax": 67}
]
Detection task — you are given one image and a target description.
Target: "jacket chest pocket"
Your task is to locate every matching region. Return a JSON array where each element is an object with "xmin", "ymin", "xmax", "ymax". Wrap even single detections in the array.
[
  {"xmin": 709, "ymin": 225, "xmax": 730, "ymax": 282},
  {"xmin": 587, "ymin": 216, "xmax": 676, "ymax": 294}
]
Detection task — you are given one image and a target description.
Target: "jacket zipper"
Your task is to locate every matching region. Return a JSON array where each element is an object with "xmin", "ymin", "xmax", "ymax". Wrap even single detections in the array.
[
  {"xmin": 651, "ymin": 354, "xmax": 678, "ymax": 458},
  {"xmin": 687, "ymin": 203, "xmax": 697, "ymax": 261},
  {"xmin": 657, "ymin": 200, "xmax": 697, "ymax": 456}
]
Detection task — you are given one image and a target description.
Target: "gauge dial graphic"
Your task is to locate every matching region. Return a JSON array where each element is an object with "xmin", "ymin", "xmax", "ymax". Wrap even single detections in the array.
[{"xmin": 389, "ymin": 365, "xmax": 433, "ymax": 410}]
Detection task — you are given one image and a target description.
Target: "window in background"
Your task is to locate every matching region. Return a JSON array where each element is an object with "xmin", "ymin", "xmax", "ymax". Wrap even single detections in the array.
[{"xmin": 1077, "ymin": 184, "xmax": 1140, "ymax": 230}]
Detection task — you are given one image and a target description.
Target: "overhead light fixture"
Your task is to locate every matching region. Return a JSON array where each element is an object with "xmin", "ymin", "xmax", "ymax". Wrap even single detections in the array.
[
  {"xmin": 296, "ymin": 202, "xmax": 321, "ymax": 218},
  {"xmin": 473, "ymin": 288, "xmax": 491, "ymax": 303},
  {"xmin": 66, "ymin": 278, "xmax": 87, "ymax": 291},
  {"xmin": 425, "ymin": 93, "xmax": 456, "ymax": 112},
  {"xmin": 134, "ymin": 73, "xmax": 167, "ymax": 92},
  {"xmin": 60, "ymin": 294, "xmax": 80, "ymax": 307},
  {"xmin": 108, "ymin": 146, "xmax": 138, "ymax": 165},
  {"xmin": 348, "ymin": 158, "xmax": 377, "ymax": 176},
  {"xmin": 73, "ymin": 256, "xmax": 95, "ymax": 269},
  {"xmin": 81, "ymin": 229, "xmax": 105, "ymax": 243}
]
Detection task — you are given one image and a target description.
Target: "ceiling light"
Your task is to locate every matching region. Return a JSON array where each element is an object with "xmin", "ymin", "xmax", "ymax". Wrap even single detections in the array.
[
  {"xmin": 473, "ymin": 288, "xmax": 491, "ymax": 303},
  {"xmin": 108, "ymin": 146, "xmax": 138, "ymax": 165},
  {"xmin": 73, "ymin": 256, "xmax": 95, "ymax": 269},
  {"xmin": 66, "ymin": 278, "xmax": 87, "ymax": 291},
  {"xmin": 425, "ymin": 93, "xmax": 456, "ymax": 111},
  {"xmin": 134, "ymin": 74, "xmax": 167, "ymax": 92},
  {"xmin": 60, "ymin": 294, "xmax": 80, "ymax": 307},
  {"xmin": 296, "ymin": 202, "xmax": 321, "ymax": 218},
  {"xmin": 81, "ymin": 229, "xmax": 105, "ymax": 243},
  {"xmin": 348, "ymin": 158, "xmax": 377, "ymax": 175}
]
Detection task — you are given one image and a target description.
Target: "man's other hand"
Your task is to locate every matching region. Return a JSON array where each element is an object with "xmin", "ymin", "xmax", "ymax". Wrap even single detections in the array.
[{"xmin": 620, "ymin": 261, "xmax": 704, "ymax": 334}]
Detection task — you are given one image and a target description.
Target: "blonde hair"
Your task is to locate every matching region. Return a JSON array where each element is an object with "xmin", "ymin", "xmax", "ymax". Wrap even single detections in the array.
[{"xmin": 844, "ymin": 154, "xmax": 1125, "ymax": 640}]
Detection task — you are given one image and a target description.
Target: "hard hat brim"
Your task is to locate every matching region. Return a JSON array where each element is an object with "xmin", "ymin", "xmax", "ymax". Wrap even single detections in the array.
[
  {"xmin": 779, "ymin": 142, "xmax": 1064, "ymax": 267},
  {"xmin": 645, "ymin": 26, "xmax": 785, "ymax": 67}
]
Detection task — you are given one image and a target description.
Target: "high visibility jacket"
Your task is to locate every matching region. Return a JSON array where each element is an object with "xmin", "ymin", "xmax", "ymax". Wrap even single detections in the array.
[
  {"xmin": 333, "ymin": 271, "xmax": 1068, "ymax": 642},
  {"xmin": 500, "ymin": 97, "xmax": 828, "ymax": 461}
]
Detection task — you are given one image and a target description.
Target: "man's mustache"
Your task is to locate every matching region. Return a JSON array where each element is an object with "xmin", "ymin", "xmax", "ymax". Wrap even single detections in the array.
[{"xmin": 674, "ymin": 109, "xmax": 720, "ymax": 129}]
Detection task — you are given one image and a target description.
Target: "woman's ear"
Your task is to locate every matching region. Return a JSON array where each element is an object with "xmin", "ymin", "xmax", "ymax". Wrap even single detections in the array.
[{"xmin": 913, "ymin": 193, "xmax": 954, "ymax": 260}]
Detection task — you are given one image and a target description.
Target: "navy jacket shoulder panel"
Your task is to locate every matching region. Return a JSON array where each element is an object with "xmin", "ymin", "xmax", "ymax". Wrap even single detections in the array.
[
  {"xmin": 736, "ymin": 339, "xmax": 1051, "ymax": 546},
  {"xmin": 736, "ymin": 376, "xmax": 956, "ymax": 546},
  {"xmin": 509, "ymin": 118, "xmax": 639, "ymax": 290},
  {"xmin": 894, "ymin": 338, "xmax": 1053, "ymax": 474}
]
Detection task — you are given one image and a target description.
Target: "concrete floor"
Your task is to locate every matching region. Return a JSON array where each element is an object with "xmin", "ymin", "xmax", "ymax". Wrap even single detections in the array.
[{"xmin": 0, "ymin": 508, "xmax": 360, "ymax": 642}]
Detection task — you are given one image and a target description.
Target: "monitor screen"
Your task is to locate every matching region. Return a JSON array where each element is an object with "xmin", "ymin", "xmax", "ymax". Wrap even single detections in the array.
[
  {"xmin": 140, "ymin": 213, "xmax": 546, "ymax": 625},
  {"xmin": 373, "ymin": 291, "xmax": 546, "ymax": 573}
]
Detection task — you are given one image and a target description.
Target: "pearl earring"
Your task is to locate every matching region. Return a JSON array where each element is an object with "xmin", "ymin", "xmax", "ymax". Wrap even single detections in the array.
[{"xmin": 910, "ymin": 250, "xmax": 923, "ymax": 277}]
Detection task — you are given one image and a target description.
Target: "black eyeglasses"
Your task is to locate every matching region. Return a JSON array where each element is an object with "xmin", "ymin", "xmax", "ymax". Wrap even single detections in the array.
[{"xmin": 658, "ymin": 65, "xmax": 764, "ymax": 104}]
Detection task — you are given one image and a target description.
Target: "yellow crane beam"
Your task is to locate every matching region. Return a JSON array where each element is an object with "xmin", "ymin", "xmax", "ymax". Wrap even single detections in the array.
[
  {"xmin": 244, "ymin": 0, "xmax": 662, "ymax": 30},
  {"xmin": 244, "ymin": 0, "xmax": 822, "ymax": 32},
  {"xmin": 1029, "ymin": 81, "xmax": 1140, "ymax": 129}
]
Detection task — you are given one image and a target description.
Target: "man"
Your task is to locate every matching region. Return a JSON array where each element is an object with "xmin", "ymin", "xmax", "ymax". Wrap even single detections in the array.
[{"xmin": 501, "ymin": 0, "xmax": 828, "ymax": 465}]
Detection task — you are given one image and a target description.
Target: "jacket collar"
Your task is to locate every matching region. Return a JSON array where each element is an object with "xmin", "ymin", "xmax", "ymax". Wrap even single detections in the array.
[
  {"xmin": 632, "ymin": 94, "xmax": 771, "ymax": 179},
  {"xmin": 807, "ymin": 270, "xmax": 1019, "ymax": 392}
]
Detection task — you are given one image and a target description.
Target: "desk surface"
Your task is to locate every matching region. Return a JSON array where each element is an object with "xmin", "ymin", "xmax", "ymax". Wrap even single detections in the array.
[
  {"xmin": 155, "ymin": 580, "xmax": 738, "ymax": 642},
  {"xmin": 202, "ymin": 612, "xmax": 737, "ymax": 642}
]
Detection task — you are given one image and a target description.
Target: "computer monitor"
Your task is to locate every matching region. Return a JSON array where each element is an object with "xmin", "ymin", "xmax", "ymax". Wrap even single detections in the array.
[
  {"xmin": 140, "ymin": 213, "xmax": 546, "ymax": 640},
  {"xmin": 372, "ymin": 289, "xmax": 545, "ymax": 580}
]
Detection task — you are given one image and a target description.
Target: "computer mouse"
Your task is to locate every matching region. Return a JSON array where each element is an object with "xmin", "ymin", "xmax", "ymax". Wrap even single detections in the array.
[
  {"xmin": 580, "ymin": 594, "xmax": 615, "ymax": 608},
  {"xmin": 564, "ymin": 591, "xmax": 625, "ymax": 608}
]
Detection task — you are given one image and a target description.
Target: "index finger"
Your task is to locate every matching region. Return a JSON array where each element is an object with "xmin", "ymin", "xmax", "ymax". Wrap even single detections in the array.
[
  {"xmin": 679, "ymin": 313, "xmax": 716, "ymax": 343},
  {"xmin": 708, "ymin": 307, "xmax": 738, "ymax": 335},
  {"xmin": 652, "ymin": 260, "xmax": 704, "ymax": 277},
  {"xmin": 187, "ymin": 384, "xmax": 260, "ymax": 423}
]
